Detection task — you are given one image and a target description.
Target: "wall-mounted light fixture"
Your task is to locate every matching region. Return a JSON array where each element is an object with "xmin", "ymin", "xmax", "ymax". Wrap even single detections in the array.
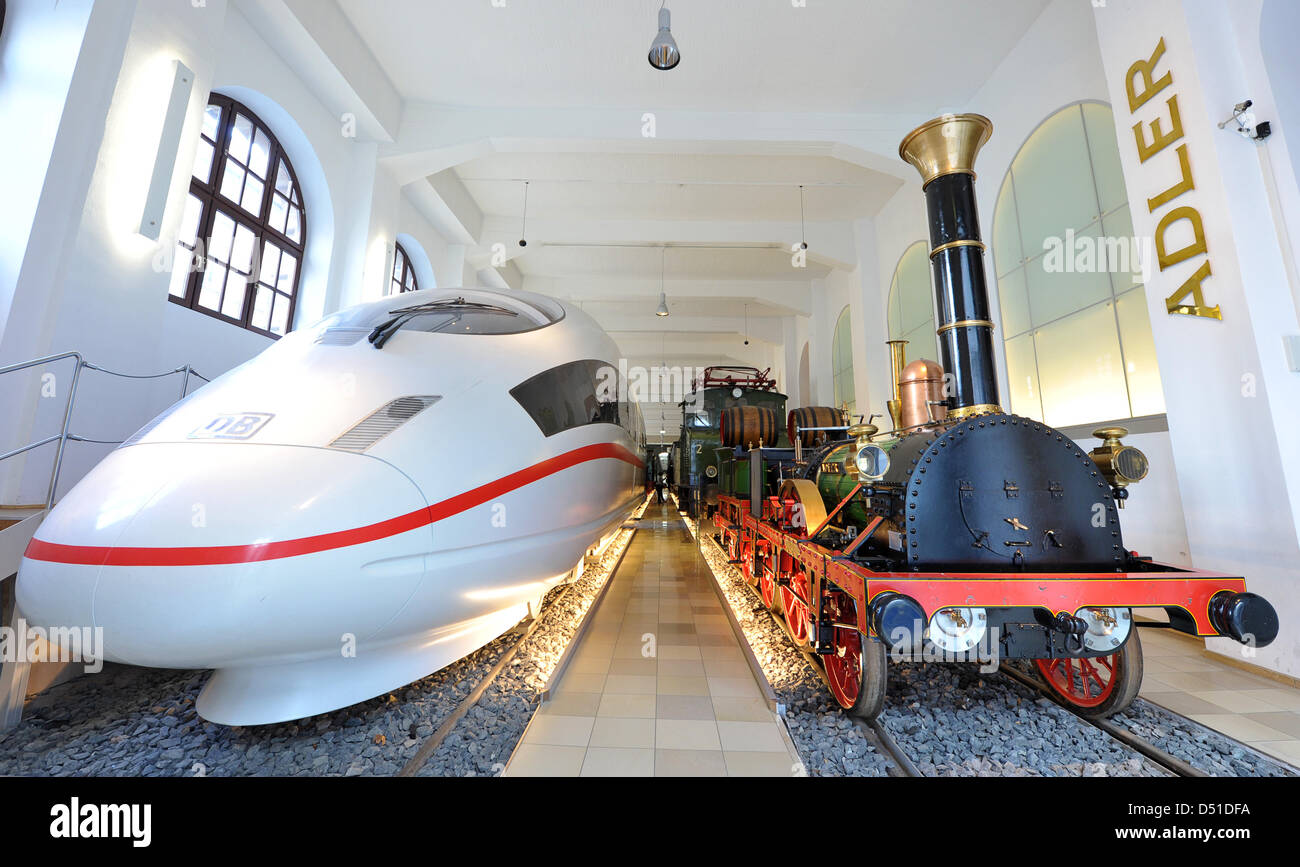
[{"xmin": 138, "ymin": 60, "xmax": 195, "ymax": 240}]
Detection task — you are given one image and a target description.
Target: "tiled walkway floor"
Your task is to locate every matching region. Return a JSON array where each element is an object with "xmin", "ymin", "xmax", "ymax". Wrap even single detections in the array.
[
  {"xmin": 1137, "ymin": 626, "xmax": 1300, "ymax": 767},
  {"xmin": 506, "ymin": 502, "xmax": 802, "ymax": 777}
]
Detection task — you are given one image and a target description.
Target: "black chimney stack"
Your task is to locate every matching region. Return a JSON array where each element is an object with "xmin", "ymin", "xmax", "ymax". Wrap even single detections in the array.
[{"xmin": 899, "ymin": 114, "xmax": 1002, "ymax": 420}]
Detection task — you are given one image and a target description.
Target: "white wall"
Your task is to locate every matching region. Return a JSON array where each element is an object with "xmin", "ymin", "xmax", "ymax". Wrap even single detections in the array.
[
  {"xmin": 0, "ymin": 0, "xmax": 412, "ymax": 503},
  {"xmin": 1092, "ymin": 0, "xmax": 1300, "ymax": 676},
  {"xmin": 0, "ymin": 0, "xmax": 93, "ymax": 336}
]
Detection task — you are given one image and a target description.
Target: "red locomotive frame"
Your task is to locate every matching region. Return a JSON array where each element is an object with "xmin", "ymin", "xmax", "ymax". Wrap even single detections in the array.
[{"xmin": 713, "ymin": 488, "xmax": 1248, "ymax": 715}]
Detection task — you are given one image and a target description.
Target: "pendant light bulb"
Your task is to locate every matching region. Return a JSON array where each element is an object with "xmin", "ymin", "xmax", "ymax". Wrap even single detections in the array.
[
  {"xmin": 518, "ymin": 180, "xmax": 529, "ymax": 247},
  {"xmin": 656, "ymin": 245, "xmax": 670, "ymax": 316},
  {"xmin": 648, "ymin": 7, "xmax": 680, "ymax": 70}
]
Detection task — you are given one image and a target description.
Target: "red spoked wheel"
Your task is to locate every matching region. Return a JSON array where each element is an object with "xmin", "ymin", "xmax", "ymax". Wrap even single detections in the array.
[
  {"xmin": 823, "ymin": 590, "xmax": 886, "ymax": 720},
  {"xmin": 780, "ymin": 567, "xmax": 812, "ymax": 647},
  {"xmin": 739, "ymin": 536, "xmax": 758, "ymax": 586},
  {"xmin": 725, "ymin": 527, "xmax": 740, "ymax": 562},
  {"xmin": 758, "ymin": 557, "xmax": 780, "ymax": 611},
  {"xmin": 1033, "ymin": 630, "xmax": 1143, "ymax": 719}
]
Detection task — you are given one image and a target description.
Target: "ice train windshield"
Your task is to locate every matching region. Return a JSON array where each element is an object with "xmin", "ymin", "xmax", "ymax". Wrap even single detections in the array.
[{"xmin": 314, "ymin": 289, "xmax": 564, "ymax": 338}]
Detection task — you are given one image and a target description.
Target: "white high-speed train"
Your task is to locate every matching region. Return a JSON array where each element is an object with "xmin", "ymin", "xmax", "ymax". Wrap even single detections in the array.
[{"xmin": 18, "ymin": 288, "xmax": 646, "ymax": 725}]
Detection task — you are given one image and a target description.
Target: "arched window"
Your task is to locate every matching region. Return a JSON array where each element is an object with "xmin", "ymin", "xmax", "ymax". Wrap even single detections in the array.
[
  {"xmin": 831, "ymin": 306, "xmax": 856, "ymax": 414},
  {"xmin": 992, "ymin": 102, "xmax": 1164, "ymax": 428},
  {"xmin": 887, "ymin": 240, "xmax": 938, "ymax": 361},
  {"xmin": 391, "ymin": 242, "xmax": 419, "ymax": 295},
  {"xmin": 169, "ymin": 94, "xmax": 306, "ymax": 337}
]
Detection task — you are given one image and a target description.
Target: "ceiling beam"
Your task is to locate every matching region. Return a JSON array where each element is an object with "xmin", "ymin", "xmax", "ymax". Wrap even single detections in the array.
[
  {"xmin": 235, "ymin": 0, "xmax": 402, "ymax": 142},
  {"xmin": 405, "ymin": 170, "xmax": 483, "ymax": 246},
  {"xmin": 473, "ymin": 215, "xmax": 858, "ymax": 271},
  {"xmin": 526, "ymin": 277, "xmax": 815, "ymax": 318},
  {"xmin": 382, "ymin": 108, "xmax": 922, "ymax": 189}
]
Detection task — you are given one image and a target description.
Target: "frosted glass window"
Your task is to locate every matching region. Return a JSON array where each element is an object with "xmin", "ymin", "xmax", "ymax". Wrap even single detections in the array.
[
  {"xmin": 887, "ymin": 241, "xmax": 939, "ymax": 361},
  {"xmin": 1023, "ymin": 216, "xmax": 1113, "ymax": 325},
  {"xmin": 1102, "ymin": 205, "xmax": 1143, "ymax": 294},
  {"xmin": 1035, "ymin": 302, "xmax": 1130, "ymax": 428},
  {"xmin": 1004, "ymin": 332, "xmax": 1042, "ymax": 420},
  {"xmin": 996, "ymin": 267, "xmax": 1032, "ymax": 338},
  {"xmin": 1116, "ymin": 289, "xmax": 1166, "ymax": 417},
  {"xmin": 832, "ymin": 307, "xmax": 856, "ymax": 414},
  {"xmin": 1010, "ymin": 107, "xmax": 1099, "ymax": 256},
  {"xmin": 993, "ymin": 103, "xmax": 1166, "ymax": 426},
  {"xmin": 993, "ymin": 175, "xmax": 1023, "ymax": 278},
  {"xmin": 1084, "ymin": 103, "xmax": 1129, "ymax": 216}
]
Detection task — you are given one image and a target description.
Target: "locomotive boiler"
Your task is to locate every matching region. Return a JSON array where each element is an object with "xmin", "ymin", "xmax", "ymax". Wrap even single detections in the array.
[{"xmin": 713, "ymin": 114, "xmax": 1278, "ymax": 720}]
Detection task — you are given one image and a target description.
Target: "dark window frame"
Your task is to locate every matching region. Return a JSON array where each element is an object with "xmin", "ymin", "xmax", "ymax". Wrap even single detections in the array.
[
  {"xmin": 170, "ymin": 94, "xmax": 306, "ymax": 338},
  {"xmin": 391, "ymin": 242, "xmax": 419, "ymax": 295}
]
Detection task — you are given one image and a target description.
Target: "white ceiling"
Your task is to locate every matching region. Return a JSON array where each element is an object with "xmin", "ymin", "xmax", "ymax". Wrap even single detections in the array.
[
  {"xmin": 338, "ymin": 0, "xmax": 1050, "ymax": 113},
  {"xmin": 517, "ymin": 244, "xmax": 831, "ymax": 281},
  {"xmin": 455, "ymin": 152, "xmax": 897, "ymax": 221},
  {"xmin": 313, "ymin": 0, "xmax": 1052, "ymax": 417}
]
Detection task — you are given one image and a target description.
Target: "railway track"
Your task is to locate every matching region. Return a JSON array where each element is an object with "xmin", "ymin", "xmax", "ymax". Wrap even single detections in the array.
[
  {"xmin": 692, "ymin": 520, "xmax": 1282, "ymax": 779},
  {"xmin": 398, "ymin": 591, "xmax": 568, "ymax": 777},
  {"xmin": 0, "ymin": 499, "xmax": 651, "ymax": 778},
  {"xmin": 781, "ymin": 629, "xmax": 921, "ymax": 777},
  {"xmin": 995, "ymin": 663, "xmax": 1215, "ymax": 778},
  {"xmin": 692, "ymin": 524, "xmax": 917, "ymax": 776},
  {"xmin": 405, "ymin": 506, "xmax": 646, "ymax": 777}
]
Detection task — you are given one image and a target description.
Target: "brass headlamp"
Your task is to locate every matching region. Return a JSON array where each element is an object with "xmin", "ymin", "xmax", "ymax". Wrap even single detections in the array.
[
  {"xmin": 848, "ymin": 419, "xmax": 889, "ymax": 482},
  {"xmin": 1088, "ymin": 426, "xmax": 1149, "ymax": 507}
]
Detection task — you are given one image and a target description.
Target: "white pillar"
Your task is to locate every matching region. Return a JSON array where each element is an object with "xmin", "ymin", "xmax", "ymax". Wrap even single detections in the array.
[{"xmin": 1093, "ymin": 0, "xmax": 1300, "ymax": 676}]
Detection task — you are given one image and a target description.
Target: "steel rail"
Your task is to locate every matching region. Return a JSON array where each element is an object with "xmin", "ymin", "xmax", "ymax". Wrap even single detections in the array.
[
  {"xmin": 404, "ymin": 498, "xmax": 649, "ymax": 777},
  {"xmin": 701, "ymin": 527, "xmax": 921, "ymax": 778},
  {"xmin": 996, "ymin": 663, "xmax": 1207, "ymax": 778},
  {"xmin": 397, "ymin": 594, "xmax": 563, "ymax": 777}
]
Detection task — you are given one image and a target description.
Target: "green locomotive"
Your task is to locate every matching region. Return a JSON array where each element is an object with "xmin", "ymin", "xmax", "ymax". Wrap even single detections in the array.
[{"xmin": 672, "ymin": 367, "xmax": 787, "ymax": 518}]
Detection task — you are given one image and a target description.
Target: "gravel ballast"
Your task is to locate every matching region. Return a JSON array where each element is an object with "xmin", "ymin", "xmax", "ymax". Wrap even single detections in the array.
[
  {"xmin": 0, "ymin": 499, "xmax": 648, "ymax": 777},
  {"xmin": 1110, "ymin": 696, "xmax": 1297, "ymax": 777},
  {"xmin": 682, "ymin": 505, "xmax": 1297, "ymax": 778},
  {"xmin": 682, "ymin": 508, "xmax": 892, "ymax": 777}
]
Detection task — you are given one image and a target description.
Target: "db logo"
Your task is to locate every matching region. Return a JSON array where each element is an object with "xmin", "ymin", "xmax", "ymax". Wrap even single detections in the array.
[{"xmin": 189, "ymin": 413, "xmax": 274, "ymax": 440}]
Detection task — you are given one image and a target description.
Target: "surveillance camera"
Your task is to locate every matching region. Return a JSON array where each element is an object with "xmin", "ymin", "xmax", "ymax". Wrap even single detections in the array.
[
  {"xmin": 1235, "ymin": 113, "xmax": 1272, "ymax": 142},
  {"xmin": 1220, "ymin": 99, "xmax": 1272, "ymax": 142}
]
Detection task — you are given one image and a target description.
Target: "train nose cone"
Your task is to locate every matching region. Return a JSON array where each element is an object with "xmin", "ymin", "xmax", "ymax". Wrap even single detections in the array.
[{"xmin": 17, "ymin": 442, "xmax": 433, "ymax": 668}]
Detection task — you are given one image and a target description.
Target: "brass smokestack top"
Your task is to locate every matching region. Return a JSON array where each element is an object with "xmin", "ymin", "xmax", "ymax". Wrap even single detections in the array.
[
  {"xmin": 899, "ymin": 114, "xmax": 994, "ymax": 188},
  {"xmin": 899, "ymin": 113, "xmax": 1002, "ymax": 418}
]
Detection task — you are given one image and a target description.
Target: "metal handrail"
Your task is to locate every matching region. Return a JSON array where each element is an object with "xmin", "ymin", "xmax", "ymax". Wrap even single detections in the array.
[{"xmin": 0, "ymin": 353, "xmax": 210, "ymax": 510}]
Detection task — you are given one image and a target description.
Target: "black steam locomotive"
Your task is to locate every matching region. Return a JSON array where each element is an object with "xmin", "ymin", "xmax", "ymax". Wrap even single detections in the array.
[{"xmin": 712, "ymin": 114, "xmax": 1279, "ymax": 720}]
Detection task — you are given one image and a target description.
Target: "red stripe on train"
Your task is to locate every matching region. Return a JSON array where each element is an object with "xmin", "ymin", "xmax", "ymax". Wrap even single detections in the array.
[{"xmin": 24, "ymin": 442, "xmax": 644, "ymax": 567}]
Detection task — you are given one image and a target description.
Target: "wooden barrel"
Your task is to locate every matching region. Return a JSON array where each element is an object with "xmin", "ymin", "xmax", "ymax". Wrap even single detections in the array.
[
  {"xmin": 719, "ymin": 406, "xmax": 778, "ymax": 449},
  {"xmin": 786, "ymin": 406, "xmax": 842, "ymax": 448}
]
